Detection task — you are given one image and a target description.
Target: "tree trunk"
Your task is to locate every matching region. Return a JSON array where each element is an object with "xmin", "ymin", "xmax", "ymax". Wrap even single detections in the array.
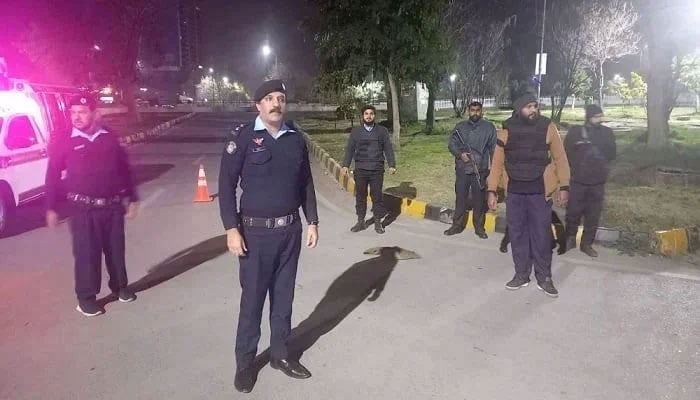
[
  {"xmin": 425, "ymin": 81, "xmax": 436, "ymax": 134},
  {"xmin": 387, "ymin": 69, "xmax": 401, "ymax": 150},
  {"xmin": 645, "ymin": 36, "xmax": 675, "ymax": 149},
  {"xmin": 121, "ymin": 81, "xmax": 141, "ymax": 123},
  {"xmin": 696, "ymin": 93, "xmax": 699, "ymax": 114},
  {"xmin": 572, "ymin": 95, "xmax": 576, "ymax": 110},
  {"xmin": 598, "ymin": 62, "xmax": 604, "ymax": 108}
]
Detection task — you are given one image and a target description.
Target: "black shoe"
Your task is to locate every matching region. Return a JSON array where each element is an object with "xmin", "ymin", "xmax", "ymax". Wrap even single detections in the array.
[
  {"xmin": 76, "ymin": 299, "xmax": 105, "ymax": 317},
  {"xmin": 443, "ymin": 226, "xmax": 462, "ymax": 236},
  {"xmin": 499, "ymin": 242, "xmax": 508, "ymax": 253},
  {"xmin": 117, "ymin": 288, "xmax": 137, "ymax": 303},
  {"xmin": 580, "ymin": 245, "xmax": 598, "ymax": 258},
  {"xmin": 374, "ymin": 220, "xmax": 385, "ymax": 234},
  {"xmin": 350, "ymin": 218, "xmax": 365, "ymax": 233},
  {"xmin": 234, "ymin": 368, "xmax": 255, "ymax": 393},
  {"xmin": 505, "ymin": 276, "xmax": 530, "ymax": 290},
  {"xmin": 270, "ymin": 359, "xmax": 312, "ymax": 379},
  {"xmin": 537, "ymin": 277, "xmax": 559, "ymax": 298},
  {"xmin": 475, "ymin": 231, "xmax": 488, "ymax": 239}
]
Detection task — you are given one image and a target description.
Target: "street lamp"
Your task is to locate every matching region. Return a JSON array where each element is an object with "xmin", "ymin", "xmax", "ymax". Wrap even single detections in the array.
[
  {"xmin": 261, "ymin": 44, "xmax": 279, "ymax": 76},
  {"xmin": 450, "ymin": 74, "xmax": 456, "ymax": 82},
  {"xmin": 209, "ymin": 67, "xmax": 214, "ymax": 74},
  {"xmin": 223, "ymin": 76, "xmax": 229, "ymax": 84}
]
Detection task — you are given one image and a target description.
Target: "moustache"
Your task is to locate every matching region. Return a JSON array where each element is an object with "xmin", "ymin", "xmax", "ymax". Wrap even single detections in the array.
[{"xmin": 270, "ymin": 108, "xmax": 282, "ymax": 114}]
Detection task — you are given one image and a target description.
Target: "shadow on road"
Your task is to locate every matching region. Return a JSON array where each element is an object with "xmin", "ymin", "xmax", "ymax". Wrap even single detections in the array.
[
  {"xmin": 98, "ymin": 235, "xmax": 228, "ymax": 306},
  {"xmin": 251, "ymin": 246, "xmax": 420, "ymax": 373}
]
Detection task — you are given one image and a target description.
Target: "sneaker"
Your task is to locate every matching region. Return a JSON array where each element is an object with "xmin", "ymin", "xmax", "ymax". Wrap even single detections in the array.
[
  {"xmin": 76, "ymin": 300, "xmax": 105, "ymax": 317},
  {"xmin": 537, "ymin": 277, "xmax": 559, "ymax": 298},
  {"xmin": 374, "ymin": 220, "xmax": 385, "ymax": 234},
  {"xmin": 118, "ymin": 288, "xmax": 137, "ymax": 303},
  {"xmin": 505, "ymin": 276, "xmax": 530, "ymax": 290}
]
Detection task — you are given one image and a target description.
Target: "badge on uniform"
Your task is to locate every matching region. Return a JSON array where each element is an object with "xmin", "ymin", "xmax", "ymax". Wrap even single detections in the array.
[
  {"xmin": 253, "ymin": 137, "xmax": 264, "ymax": 146},
  {"xmin": 226, "ymin": 141, "xmax": 237, "ymax": 154}
]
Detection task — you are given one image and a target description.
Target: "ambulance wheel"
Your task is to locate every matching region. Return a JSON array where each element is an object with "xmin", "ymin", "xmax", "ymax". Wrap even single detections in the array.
[{"xmin": 0, "ymin": 184, "xmax": 16, "ymax": 238}]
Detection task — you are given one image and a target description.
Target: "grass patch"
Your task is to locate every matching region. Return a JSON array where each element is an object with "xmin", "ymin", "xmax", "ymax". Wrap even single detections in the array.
[{"xmin": 301, "ymin": 108, "xmax": 700, "ymax": 233}]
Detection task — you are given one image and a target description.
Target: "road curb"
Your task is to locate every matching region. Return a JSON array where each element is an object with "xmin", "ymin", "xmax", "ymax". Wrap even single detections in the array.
[
  {"xmin": 302, "ymin": 131, "xmax": 695, "ymax": 255},
  {"xmin": 117, "ymin": 113, "xmax": 196, "ymax": 147}
]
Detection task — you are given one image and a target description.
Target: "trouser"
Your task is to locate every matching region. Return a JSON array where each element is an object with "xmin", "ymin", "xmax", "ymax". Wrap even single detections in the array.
[
  {"xmin": 506, "ymin": 193, "xmax": 553, "ymax": 283},
  {"xmin": 69, "ymin": 206, "xmax": 128, "ymax": 301},
  {"xmin": 354, "ymin": 168, "xmax": 385, "ymax": 219},
  {"xmin": 452, "ymin": 170, "xmax": 488, "ymax": 234},
  {"xmin": 235, "ymin": 220, "xmax": 302, "ymax": 370},
  {"xmin": 501, "ymin": 210, "xmax": 565, "ymax": 251},
  {"xmin": 565, "ymin": 182, "xmax": 605, "ymax": 247}
]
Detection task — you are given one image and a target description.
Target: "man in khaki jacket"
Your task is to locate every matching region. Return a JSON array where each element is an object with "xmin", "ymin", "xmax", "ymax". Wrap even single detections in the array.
[{"xmin": 487, "ymin": 93, "xmax": 570, "ymax": 298}]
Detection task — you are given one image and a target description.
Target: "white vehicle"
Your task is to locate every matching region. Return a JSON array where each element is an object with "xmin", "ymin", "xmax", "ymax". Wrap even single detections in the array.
[{"xmin": 0, "ymin": 75, "xmax": 81, "ymax": 236}]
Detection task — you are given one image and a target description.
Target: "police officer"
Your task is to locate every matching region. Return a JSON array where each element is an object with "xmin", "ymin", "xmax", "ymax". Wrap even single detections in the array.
[
  {"xmin": 219, "ymin": 80, "xmax": 319, "ymax": 393},
  {"xmin": 486, "ymin": 93, "xmax": 570, "ymax": 298},
  {"xmin": 445, "ymin": 101, "xmax": 496, "ymax": 238},
  {"xmin": 341, "ymin": 105, "xmax": 396, "ymax": 234},
  {"xmin": 563, "ymin": 104, "xmax": 616, "ymax": 257},
  {"xmin": 45, "ymin": 94, "xmax": 138, "ymax": 317}
]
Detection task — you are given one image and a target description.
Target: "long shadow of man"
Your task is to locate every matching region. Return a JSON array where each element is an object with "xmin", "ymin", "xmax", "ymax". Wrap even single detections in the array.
[{"xmin": 252, "ymin": 246, "xmax": 419, "ymax": 373}]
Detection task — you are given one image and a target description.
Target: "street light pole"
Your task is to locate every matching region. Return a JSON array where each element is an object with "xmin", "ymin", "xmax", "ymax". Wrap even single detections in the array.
[{"xmin": 537, "ymin": 0, "xmax": 547, "ymax": 101}]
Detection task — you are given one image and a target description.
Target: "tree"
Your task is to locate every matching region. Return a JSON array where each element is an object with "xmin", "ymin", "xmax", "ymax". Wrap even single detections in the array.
[
  {"xmin": 309, "ymin": 0, "xmax": 450, "ymax": 148},
  {"xmin": 582, "ymin": 0, "xmax": 641, "ymax": 108},
  {"xmin": 679, "ymin": 52, "xmax": 700, "ymax": 113},
  {"xmin": 545, "ymin": 1, "xmax": 589, "ymax": 122},
  {"xmin": 608, "ymin": 75, "xmax": 633, "ymax": 105},
  {"xmin": 629, "ymin": 71, "xmax": 648, "ymax": 105},
  {"xmin": 448, "ymin": 13, "xmax": 515, "ymax": 118},
  {"xmin": 635, "ymin": 0, "xmax": 700, "ymax": 148}
]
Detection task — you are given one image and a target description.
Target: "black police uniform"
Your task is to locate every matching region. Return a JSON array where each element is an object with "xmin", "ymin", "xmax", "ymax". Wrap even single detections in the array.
[
  {"xmin": 218, "ymin": 81, "xmax": 318, "ymax": 381},
  {"xmin": 341, "ymin": 122, "xmax": 395, "ymax": 232},
  {"xmin": 45, "ymin": 95, "xmax": 138, "ymax": 310}
]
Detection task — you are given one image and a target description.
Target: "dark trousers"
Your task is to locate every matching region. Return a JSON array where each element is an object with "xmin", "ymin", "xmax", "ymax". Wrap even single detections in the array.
[
  {"xmin": 354, "ymin": 168, "xmax": 385, "ymax": 219},
  {"xmin": 235, "ymin": 221, "xmax": 302, "ymax": 370},
  {"xmin": 69, "ymin": 206, "xmax": 128, "ymax": 301},
  {"xmin": 452, "ymin": 170, "xmax": 488, "ymax": 233},
  {"xmin": 506, "ymin": 193, "xmax": 553, "ymax": 283},
  {"xmin": 565, "ymin": 182, "xmax": 605, "ymax": 247}
]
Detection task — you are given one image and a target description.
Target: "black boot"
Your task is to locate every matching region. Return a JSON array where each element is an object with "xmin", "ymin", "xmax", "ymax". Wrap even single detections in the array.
[
  {"xmin": 444, "ymin": 225, "xmax": 463, "ymax": 236},
  {"xmin": 350, "ymin": 217, "xmax": 365, "ymax": 232}
]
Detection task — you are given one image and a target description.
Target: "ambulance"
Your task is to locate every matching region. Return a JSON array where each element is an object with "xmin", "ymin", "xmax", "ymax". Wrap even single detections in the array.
[{"xmin": 0, "ymin": 62, "xmax": 83, "ymax": 237}]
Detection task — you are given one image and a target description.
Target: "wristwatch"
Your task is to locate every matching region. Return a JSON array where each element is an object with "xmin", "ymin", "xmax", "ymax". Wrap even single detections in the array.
[{"xmin": 308, "ymin": 221, "xmax": 319, "ymax": 226}]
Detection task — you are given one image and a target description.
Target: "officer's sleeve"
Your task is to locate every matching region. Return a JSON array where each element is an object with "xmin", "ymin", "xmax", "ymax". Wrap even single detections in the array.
[
  {"xmin": 448, "ymin": 125, "xmax": 463, "ymax": 158},
  {"xmin": 219, "ymin": 137, "xmax": 246, "ymax": 230},
  {"xmin": 547, "ymin": 123, "xmax": 570, "ymax": 190},
  {"xmin": 300, "ymin": 139, "xmax": 319, "ymax": 224},
  {"xmin": 487, "ymin": 129, "xmax": 507, "ymax": 193},
  {"xmin": 45, "ymin": 139, "xmax": 67, "ymax": 211},
  {"xmin": 117, "ymin": 145, "xmax": 139, "ymax": 202},
  {"xmin": 342, "ymin": 131, "xmax": 356, "ymax": 168},
  {"xmin": 382, "ymin": 129, "xmax": 396, "ymax": 168}
]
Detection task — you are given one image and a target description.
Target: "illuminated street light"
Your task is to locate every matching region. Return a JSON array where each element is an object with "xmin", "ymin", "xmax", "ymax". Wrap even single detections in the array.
[
  {"xmin": 209, "ymin": 67, "xmax": 214, "ymax": 74},
  {"xmin": 450, "ymin": 74, "xmax": 457, "ymax": 82},
  {"xmin": 198, "ymin": 65, "xmax": 203, "ymax": 69},
  {"xmin": 93, "ymin": 44, "xmax": 101, "ymax": 51},
  {"xmin": 223, "ymin": 76, "xmax": 229, "ymax": 84},
  {"xmin": 262, "ymin": 44, "xmax": 272, "ymax": 57}
]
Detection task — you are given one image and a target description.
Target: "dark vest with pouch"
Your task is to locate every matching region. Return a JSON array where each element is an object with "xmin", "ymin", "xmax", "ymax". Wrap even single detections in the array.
[{"xmin": 504, "ymin": 116, "xmax": 551, "ymax": 182}]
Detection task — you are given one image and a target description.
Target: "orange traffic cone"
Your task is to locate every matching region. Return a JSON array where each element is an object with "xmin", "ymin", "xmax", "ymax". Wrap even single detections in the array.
[{"xmin": 194, "ymin": 164, "xmax": 213, "ymax": 202}]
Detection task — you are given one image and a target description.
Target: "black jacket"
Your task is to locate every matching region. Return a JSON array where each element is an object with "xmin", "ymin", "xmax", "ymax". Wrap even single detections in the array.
[
  {"xmin": 342, "ymin": 124, "xmax": 396, "ymax": 171},
  {"xmin": 564, "ymin": 123, "xmax": 616, "ymax": 185},
  {"xmin": 448, "ymin": 118, "xmax": 497, "ymax": 173}
]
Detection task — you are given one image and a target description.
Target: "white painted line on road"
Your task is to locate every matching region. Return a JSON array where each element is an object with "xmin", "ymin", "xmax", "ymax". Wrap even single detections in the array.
[
  {"xmin": 192, "ymin": 155, "xmax": 205, "ymax": 165},
  {"xmin": 140, "ymin": 188, "xmax": 165, "ymax": 210}
]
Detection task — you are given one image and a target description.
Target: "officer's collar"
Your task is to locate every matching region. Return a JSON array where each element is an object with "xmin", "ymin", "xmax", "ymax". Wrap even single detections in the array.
[
  {"xmin": 254, "ymin": 116, "xmax": 295, "ymax": 139},
  {"xmin": 71, "ymin": 127, "xmax": 108, "ymax": 142}
]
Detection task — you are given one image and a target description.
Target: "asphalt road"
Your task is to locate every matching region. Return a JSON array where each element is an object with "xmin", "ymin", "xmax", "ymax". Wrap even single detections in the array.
[{"xmin": 1, "ymin": 113, "xmax": 698, "ymax": 400}]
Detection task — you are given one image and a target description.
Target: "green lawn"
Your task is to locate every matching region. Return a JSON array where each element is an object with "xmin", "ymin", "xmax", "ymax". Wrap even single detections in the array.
[{"xmin": 300, "ymin": 106, "xmax": 700, "ymax": 232}]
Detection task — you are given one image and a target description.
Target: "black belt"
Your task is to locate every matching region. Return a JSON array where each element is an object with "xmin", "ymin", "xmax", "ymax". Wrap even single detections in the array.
[
  {"xmin": 241, "ymin": 212, "xmax": 298, "ymax": 229},
  {"xmin": 67, "ymin": 192, "xmax": 123, "ymax": 207}
]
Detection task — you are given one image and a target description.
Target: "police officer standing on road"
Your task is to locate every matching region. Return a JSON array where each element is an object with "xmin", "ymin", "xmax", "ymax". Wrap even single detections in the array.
[
  {"xmin": 563, "ymin": 104, "xmax": 616, "ymax": 257},
  {"xmin": 45, "ymin": 94, "xmax": 139, "ymax": 317},
  {"xmin": 341, "ymin": 105, "xmax": 396, "ymax": 234},
  {"xmin": 219, "ymin": 80, "xmax": 319, "ymax": 393},
  {"xmin": 486, "ymin": 93, "xmax": 570, "ymax": 298},
  {"xmin": 445, "ymin": 101, "xmax": 497, "ymax": 239}
]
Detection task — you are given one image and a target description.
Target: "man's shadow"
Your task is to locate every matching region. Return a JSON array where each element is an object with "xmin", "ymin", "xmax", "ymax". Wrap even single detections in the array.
[
  {"xmin": 251, "ymin": 246, "xmax": 420, "ymax": 373},
  {"xmin": 98, "ymin": 235, "xmax": 228, "ymax": 306},
  {"xmin": 366, "ymin": 181, "xmax": 418, "ymax": 229}
]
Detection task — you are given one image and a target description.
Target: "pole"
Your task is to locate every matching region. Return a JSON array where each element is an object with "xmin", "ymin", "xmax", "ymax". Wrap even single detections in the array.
[{"xmin": 537, "ymin": 0, "xmax": 546, "ymax": 101}]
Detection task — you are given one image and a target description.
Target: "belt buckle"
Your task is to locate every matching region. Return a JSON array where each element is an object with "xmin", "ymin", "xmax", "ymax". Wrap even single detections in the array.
[
  {"xmin": 94, "ymin": 198, "xmax": 106, "ymax": 206},
  {"xmin": 276, "ymin": 217, "xmax": 287, "ymax": 227}
]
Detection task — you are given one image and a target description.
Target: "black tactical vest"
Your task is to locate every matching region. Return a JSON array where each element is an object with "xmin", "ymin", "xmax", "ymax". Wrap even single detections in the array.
[{"xmin": 504, "ymin": 116, "xmax": 551, "ymax": 181}]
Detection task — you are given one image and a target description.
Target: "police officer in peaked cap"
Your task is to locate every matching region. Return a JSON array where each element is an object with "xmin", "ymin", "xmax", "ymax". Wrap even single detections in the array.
[
  {"xmin": 218, "ymin": 79, "xmax": 319, "ymax": 393},
  {"xmin": 45, "ymin": 94, "xmax": 139, "ymax": 317}
]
